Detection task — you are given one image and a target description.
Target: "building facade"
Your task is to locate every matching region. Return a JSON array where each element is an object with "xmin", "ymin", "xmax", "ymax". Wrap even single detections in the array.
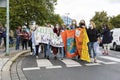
[{"xmin": 61, "ymin": 16, "xmax": 72, "ymax": 26}]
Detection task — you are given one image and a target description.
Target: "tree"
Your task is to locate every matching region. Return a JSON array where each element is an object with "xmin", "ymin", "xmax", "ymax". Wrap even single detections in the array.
[
  {"xmin": 0, "ymin": 0, "xmax": 63, "ymax": 29},
  {"xmin": 9, "ymin": 0, "xmax": 58, "ymax": 29},
  {"xmin": 91, "ymin": 11, "xmax": 109, "ymax": 31},
  {"xmin": 48, "ymin": 14, "xmax": 63, "ymax": 25},
  {"xmin": 110, "ymin": 14, "xmax": 120, "ymax": 28},
  {"xmin": 0, "ymin": 8, "xmax": 6, "ymax": 26}
]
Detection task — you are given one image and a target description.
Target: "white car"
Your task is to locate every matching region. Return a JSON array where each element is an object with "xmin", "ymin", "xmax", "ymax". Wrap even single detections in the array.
[{"xmin": 110, "ymin": 28, "xmax": 120, "ymax": 50}]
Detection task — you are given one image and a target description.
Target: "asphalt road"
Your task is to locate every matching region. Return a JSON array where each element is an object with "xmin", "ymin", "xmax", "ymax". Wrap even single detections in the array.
[{"xmin": 19, "ymin": 49, "xmax": 120, "ymax": 80}]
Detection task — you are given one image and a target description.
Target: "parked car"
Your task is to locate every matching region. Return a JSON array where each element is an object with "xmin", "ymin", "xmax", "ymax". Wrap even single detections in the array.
[{"xmin": 110, "ymin": 28, "xmax": 120, "ymax": 50}]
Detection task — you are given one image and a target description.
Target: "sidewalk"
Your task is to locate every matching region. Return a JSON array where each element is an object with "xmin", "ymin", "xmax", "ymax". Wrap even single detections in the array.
[{"xmin": 0, "ymin": 47, "xmax": 30, "ymax": 80}]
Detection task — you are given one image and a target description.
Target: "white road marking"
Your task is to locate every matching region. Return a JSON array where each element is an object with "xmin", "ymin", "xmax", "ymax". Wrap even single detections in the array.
[
  {"xmin": 67, "ymin": 65, "xmax": 81, "ymax": 67},
  {"xmin": 46, "ymin": 66, "xmax": 62, "ymax": 69},
  {"xmin": 60, "ymin": 59, "xmax": 82, "ymax": 67},
  {"xmin": 23, "ymin": 67, "xmax": 40, "ymax": 71},
  {"xmin": 37, "ymin": 59, "xmax": 53, "ymax": 67},
  {"xmin": 85, "ymin": 63, "xmax": 101, "ymax": 66},
  {"xmin": 99, "ymin": 56, "xmax": 120, "ymax": 62},
  {"xmin": 97, "ymin": 60, "xmax": 118, "ymax": 64}
]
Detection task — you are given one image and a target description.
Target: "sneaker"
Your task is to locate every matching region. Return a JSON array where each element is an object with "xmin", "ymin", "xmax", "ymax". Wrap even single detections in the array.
[
  {"xmin": 94, "ymin": 58, "xmax": 97, "ymax": 63},
  {"xmin": 106, "ymin": 53, "xmax": 109, "ymax": 55},
  {"xmin": 44, "ymin": 55, "xmax": 46, "ymax": 58},
  {"xmin": 30, "ymin": 52, "xmax": 32, "ymax": 55},
  {"xmin": 54, "ymin": 56, "xmax": 57, "ymax": 60},
  {"xmin": 61, "ymin": 58, "xmax": 63, "ymax": 60},
  {"xmin": 47, "ymin": 56, "xmax": 49, "ymax": 60},
  {"xmin": 36, "ymin": 56, "xmax": 39, "ymax": 59},
  {"xmin": 102, "ymin": 52, "xmax": 105, "ymax": 55}
]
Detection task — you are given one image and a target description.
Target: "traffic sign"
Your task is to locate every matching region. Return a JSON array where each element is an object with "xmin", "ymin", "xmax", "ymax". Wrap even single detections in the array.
[{"xmin": 0, "ymin": 0, "xmax": 6, "ymax": 7}]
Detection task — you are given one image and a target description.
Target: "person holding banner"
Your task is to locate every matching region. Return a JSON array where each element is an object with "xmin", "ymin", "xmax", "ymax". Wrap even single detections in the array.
[
  {"xmin": 52, "ymin": 24, "xmax": 60, "ymax": 60},
  {"xmin": 75, "ymin": 19, "xmax": 91, "ymax": 62},
  {"xmin": 70, "ymin": 19, "xmax": 77, "ymax": 30},
  {"xmin": 43, "ymin": 23, "xmax": 51, "ymax": 59},
  {"xmin": 31, "ymin": 24, "xmax": 40, "ymax": 59},
  {"xmin": 58, "ymin": 25, "xmax": 65, "ymax": 60},
  {"xmin": 87, "ymin": 21, "xmax": 100, "ymax": 63}
]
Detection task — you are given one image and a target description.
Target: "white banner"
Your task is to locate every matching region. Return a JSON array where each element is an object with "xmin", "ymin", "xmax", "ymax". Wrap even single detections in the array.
[
  {"xmin": 35, "ymin": 27, "xmax": 64, "ymax": 47},
  {"xmin": 50, "ymin": 34, "xmax": 64, "ymax": 47}
]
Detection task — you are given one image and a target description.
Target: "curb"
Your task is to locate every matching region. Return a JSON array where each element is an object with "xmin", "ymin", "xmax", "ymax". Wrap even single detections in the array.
[{"xmin": 1, "ymin": 50, "xmax": 30, "ymax": 80}]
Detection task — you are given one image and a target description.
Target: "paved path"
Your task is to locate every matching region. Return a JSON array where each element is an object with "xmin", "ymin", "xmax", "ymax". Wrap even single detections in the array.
[{"xmin": 0, "ymin": 47, "xmax": 30, "ymax": 80}]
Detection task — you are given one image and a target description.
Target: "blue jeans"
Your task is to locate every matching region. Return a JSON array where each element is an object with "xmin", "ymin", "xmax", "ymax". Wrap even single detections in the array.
[
  {"xmin": 88, "ymin": 42, "xmax": 98, "ymax": 58},
  {"xmin": 58, "ymin": 47, "xmax": 64, "ymax": 58},
  {"xmin": 44, "ymin": 44, "xmax": 51, "ymax": 57},
  {"xmin": 93, "ymin": 42, "xmax": 100, "ymax": 56},
  {"xmin": 0, "ymin": 36, "xmax": 2, "ymax": 45},
  {"xmin": 16, "ymin": 37, "xmax": 20, "ymax": 50}
]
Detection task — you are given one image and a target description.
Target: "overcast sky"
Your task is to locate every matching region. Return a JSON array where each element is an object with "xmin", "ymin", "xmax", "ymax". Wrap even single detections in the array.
[{"xmin": 55, "ymin": 0, "xmax": 120, "ymax": 25}]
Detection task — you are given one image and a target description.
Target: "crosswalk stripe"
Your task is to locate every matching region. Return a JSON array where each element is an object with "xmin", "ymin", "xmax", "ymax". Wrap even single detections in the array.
[
  {"xmin": 97, "ymin": 60, "xmax": 118, "ymax": 64},
  {"xmin": 60, "ymin": 59, "xmax": 82, "ymax": 67},
  {"xmin": 99, "ymin": 56, "xmax": 120, "ymax": 62},
  {"xmin": 85, "ymin": 63, "xmax": 101, "ymax": 66},
  {"xmin": 22, "ymin": 56, "xmax": 120, "ymax": 71},
  {"xmin": 37, "ymin": 59, "xmax": 53, "ymax": 67},
  {"xmin": 23, "ymin": 67, "xmax": 40, "ymax": 71},
  {"xmin": 46, "ymin": 66, "xmax": 62, "ymax": 69},
  {"xmin": 67, "ymin": 65, "xmax": 81, "ymax": 67}
]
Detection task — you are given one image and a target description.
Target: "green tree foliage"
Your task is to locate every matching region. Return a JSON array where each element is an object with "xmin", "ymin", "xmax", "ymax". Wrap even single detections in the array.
[
  {"xmin": 0, "ymin": 8, "xmax": 6, "ymax": 26},
  {"xmin": 91, "ymin": 11, "xmax": 109, "ymax": 31},
  {"xmin": 0, "ymin": 0, "xmax": 63, "ymax": 29},
  {"xmin": 110, "ymin": 14, "xmax": 120, "ymax": 28},
  {"xmin": 48, "ymin": 14, "xmax": 64, "ymax": 25}
]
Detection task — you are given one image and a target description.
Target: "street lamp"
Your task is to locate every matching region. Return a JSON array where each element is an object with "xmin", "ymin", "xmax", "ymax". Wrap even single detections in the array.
[
  {"xmin": 6, "ymin": 0, "xmax": 9, "ymax": 55},
  {"xmin": 0, "ymin": 0, "xmax": 9, "ymax": 55},
  {"xmin": 65, "ymin": 13, "xmax": 70, "ymax": 26}
]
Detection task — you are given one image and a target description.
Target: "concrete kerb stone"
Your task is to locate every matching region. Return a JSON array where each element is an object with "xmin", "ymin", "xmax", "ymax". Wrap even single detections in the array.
[
  {"xmin": 1, "ymin": 50, "xmax": 30, "ymax": 80},
  {"xmin": 2, "ymin": 50, "xmax": 30, "ymax": 71}
]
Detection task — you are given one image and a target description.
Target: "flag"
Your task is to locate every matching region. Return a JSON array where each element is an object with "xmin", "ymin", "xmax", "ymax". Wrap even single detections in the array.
[
  {"xmin": 62, "ymin": 30, "xmax": 77, "ymax": 58},
  {"xmin": 75, "ymin": 28, "xmax": 90, "ymax": 62},
  {"xmin": 75, "ymin": 28, "xmax": 84, "ymax": 56},
  {"xmin": 0, "ymin": 0, "xmax": 6, "ymax": 7}
]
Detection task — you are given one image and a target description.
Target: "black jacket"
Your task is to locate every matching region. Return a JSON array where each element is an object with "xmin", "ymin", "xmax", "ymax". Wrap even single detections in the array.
[
  {"xmin": 102, "ymin": 28, "xmax": 112, "ymax": 44},
  {"xmin": 87, "ymin": 28, "xmax": 99, "ymax": 42}
]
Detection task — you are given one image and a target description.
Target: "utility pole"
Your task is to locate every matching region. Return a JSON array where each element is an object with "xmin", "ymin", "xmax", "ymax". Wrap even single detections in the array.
[
  {"xmin": 0, "ymin": 0, "xmax": 9, "ymax": 55},
  {"xmin": 6, "ymin": 0, "xmax": 9, "ymax": 55}
]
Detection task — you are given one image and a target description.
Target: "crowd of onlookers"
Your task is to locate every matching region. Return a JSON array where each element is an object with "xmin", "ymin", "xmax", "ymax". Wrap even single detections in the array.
[
  {"xmin": 0, "ymin": 23, "xmax": 14, "ymax": 51},
  {"xmin": 0, "ymin": 20, "xmax": 113, "ymax": 63}
]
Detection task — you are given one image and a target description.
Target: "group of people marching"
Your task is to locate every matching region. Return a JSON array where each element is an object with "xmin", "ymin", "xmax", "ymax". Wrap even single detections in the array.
[
  {"xmin": 0, "ymin": 19, "xmax": 112, "ymax": 63},
  {"xmin": 28, "ymin": 20, "xmax": 112, "ymax": 63}
]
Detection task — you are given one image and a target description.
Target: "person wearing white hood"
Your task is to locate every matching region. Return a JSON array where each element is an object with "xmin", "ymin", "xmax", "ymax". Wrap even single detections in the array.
[{"xmin": 31, "ymin": 23, "xmax": 40, "ymax": 59}]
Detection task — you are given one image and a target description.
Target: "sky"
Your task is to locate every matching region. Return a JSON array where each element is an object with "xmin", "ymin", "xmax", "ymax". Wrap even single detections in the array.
[{"xmin": 55, "ymin": 0, "xmax": 120, "ymax": 25}]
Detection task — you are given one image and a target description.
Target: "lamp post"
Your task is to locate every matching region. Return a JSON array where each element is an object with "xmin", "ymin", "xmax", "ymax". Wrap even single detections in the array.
[
  {"xmin": 65, "ymin": 13, "xmax": 70, "ymax": 26},
  {"xmin": 0, "ymin": 0, "xmax": 9, "ymax": 55},
  {"xmin": 6, "ymin": 0, "xmax": 9, "ymax": 55}
]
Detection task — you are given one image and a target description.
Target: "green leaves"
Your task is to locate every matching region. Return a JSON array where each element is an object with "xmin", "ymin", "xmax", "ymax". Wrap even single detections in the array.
[
  {"xmin": 110, "ymin": 14, "xmax": 120, "ymax": 28},
  {"xmin": 0, "ymin": 0, "xmax": 63, "ymax": 29},
  {"xmin": 91, "ymin": 11, "xmax": 109, "ymax": 31},
  {"xmin": 91, "ymin": 11, "xmax": 120, "ymax": 31}
]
